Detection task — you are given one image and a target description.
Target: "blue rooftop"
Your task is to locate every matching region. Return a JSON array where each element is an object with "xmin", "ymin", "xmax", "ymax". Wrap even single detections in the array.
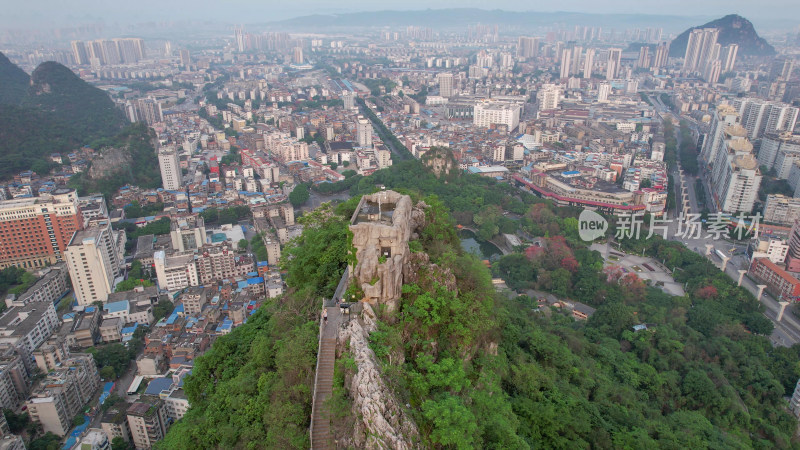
[
  {"xmin": 144, "ymin": 377, "xmax": 173, "ymax": 396},
  {"xmin": 104, "ymin": 300, "xmax": 130, "ymax": 314}
]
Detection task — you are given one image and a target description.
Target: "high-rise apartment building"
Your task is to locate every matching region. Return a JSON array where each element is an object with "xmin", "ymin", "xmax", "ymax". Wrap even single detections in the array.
[
  {"xmin": 721, "ymin": 44, "xmax": 738, "ymax": 72},
  {"xmin": 653, "ymin": 42, "xmax": 669, "ymax": 68},
  {"xmin": 194, "ymin": 244, "xmax": 254, "ymax": 285},
  {"xmin": 703, "ymin": 59, "xmax": 722, "ymax": 84},
  {"xmin": 582, "ymin": 49, "xmax": 595, "ymax": 78},
  {"xmin": 234, "ymin": 26, "xmax": 245, "ymax": 52},
  {"xmin": 65, "ymin": 223, "xmax": 122, "ymax": 306},
  {"xmin": 72, "ymin": 38, "xmax": 145, "ymax": 66},
  {"xmin": 357, "ymin": 117, "xmax": 373, "ymax": 148},
  {"xmin": 71, "ymin": 41, "xmax": 90, "ymax": 65},
  {"xmin": 559, "ymin": 49, "xmax": 572, "ymax": 79},
  {"xmin": 153, "ymin": 251, "xmax": 197, "ymax": 291},
  {"xmin": 761, "ymin": 133, "xmax": 800, "ymax": 179},
  {"xmin": 0, "ymin": 188, "xmax": 83, "ymax": 270},
  {"xmin": 733, "ymin": 98, "xmax": 800, "ymax": 140},
  {"xmin": 537, "ymin": 84, "xmax": 561, "ymax": 111},
  {"xmin": 437, "ymin": 73, "xmax": 454, "ymax": 97},
  {"xmin": 701, "ymin": 105, "xmax": 739, "ymax": 164},
  {"xmin": 158, "ymin": 146, "xmax": 182, "ymax": 191},
  {"xmin": 784, "ymin": 220, "xmax": 800, "ymax": 272},
  {"xmin": 474, "ymin": 102, "xmax": 522, "ymax": 131},
  {"xmin": 764, "ymin": 195, "xmax": 800, "ymax": 226},
  {"xmin": 517, "ymin": 36, "xmax": 539, "ymax": 58},
  {"xmin": 127, "ymin": 397, "xmax": 169, "ymax": 450},
  {"xmin": 342, "ymin": 90, "xmax": 355, "ymax": 109},
  {"xmin": 179, "ymin": 49, "xmax": 191, "ymax": 66},
  {"xmin": 0, "ymin": 346, "xmax": 30, "ymax": 410},
  {"xmin": 169, "ymin": 215, "xmax": 206, "ymax": 252},
  {"xmin": 683, "ymin": 28, "xmax": 719, "ymax": 73},
  {"xmin": 597, "ymin": 83, "xmax": 611, "ymax": 103},
  {"xmin": 127, "ymin": 97, "xmax": 163, "ymax": 125},
  {"xmin": 637, "ymin": 46, "xmax": 650, "ymax": 69},
  {"xmin": 710, "ymin": 137, "xmax": 761, "ymax": 214},
  {"xmin": 25, "ymin": 354, "xmax": 100, "ymax": 436},
  {"xmin": 605, "ymin": 48, "xmax": 622, "ymax": 80},
  {"xmin": 292, "ymin": 47, "xmax": 304, "ymax": 64}
]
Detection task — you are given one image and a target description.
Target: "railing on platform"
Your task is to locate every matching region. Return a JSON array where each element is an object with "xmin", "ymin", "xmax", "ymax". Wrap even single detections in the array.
[{"xmin": 309, "ymin": 295, "xmax": 325, "ymax": 449}]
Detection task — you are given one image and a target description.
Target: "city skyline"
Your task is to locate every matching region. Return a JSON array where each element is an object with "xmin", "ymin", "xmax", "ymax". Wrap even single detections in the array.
[{"xmin": 2, "ymin": 1, "xmax": 799, "ymax": 31}]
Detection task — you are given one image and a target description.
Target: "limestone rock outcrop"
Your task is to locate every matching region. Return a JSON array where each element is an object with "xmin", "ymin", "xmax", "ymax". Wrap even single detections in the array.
[
  {"xmin": 349, "ymin": 191, "xmax": 426, "ymax": 311},
  {"xmin": 337, "ymin": 303, "xmax": 420, "ymax": 449}
]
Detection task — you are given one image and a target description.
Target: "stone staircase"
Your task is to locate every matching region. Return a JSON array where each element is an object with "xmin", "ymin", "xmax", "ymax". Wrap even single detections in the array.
[{"xmin": 310, "ymin": 306, "xmax": 340, "ymax": 449}]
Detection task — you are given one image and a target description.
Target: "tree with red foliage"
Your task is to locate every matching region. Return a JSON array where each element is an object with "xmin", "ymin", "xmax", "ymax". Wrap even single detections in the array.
[
  {"xmin": 544, "ymin": 236, "xmax": 574, "ymax": 270},
  {"xmin": 561, "ymin": 257, "xmax": 579, "ymax": 273},
  {"xmin": 603, "ymin": 265, "xmax": 625, "ymax": 283},
  {"xmin": 619, "ymin": 272, "xmax": 646, "ymax": 301},
  {"xmin": 525, "ymin": 245, "xmax": 545, "ymax": 261},
  {"xmin": 695, "ymin": 285, "xmax": 718, "ymax": 299}
]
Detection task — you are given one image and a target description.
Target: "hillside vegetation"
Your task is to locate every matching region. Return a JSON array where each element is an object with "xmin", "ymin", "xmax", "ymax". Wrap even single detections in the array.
[
  {"xmin": 158, "ymin": 156, "xmax": 798, "ymax": 448},
  {"xmin": 0, "ymin": 53, "xmax": 127, "ymax": 179},
  {"xmin": 67, "ymin": 122, "xmax": 162, "ymax": 201}
]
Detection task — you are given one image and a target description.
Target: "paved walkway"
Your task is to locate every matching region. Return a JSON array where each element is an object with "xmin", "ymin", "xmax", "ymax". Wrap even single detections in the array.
[
  {"xmin": 591, "ymin": 243, "xmax": 685, "ymax": 296},
  {"xmin": 310, "ymin": 306, "xmax": 341, "ymax": 449}
]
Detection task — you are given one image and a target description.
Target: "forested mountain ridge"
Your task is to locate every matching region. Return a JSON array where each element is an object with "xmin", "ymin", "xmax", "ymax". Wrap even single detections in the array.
[
  {"xmin": 669, "ymin": 14, "xmax": 776, "ymax": 57},
  {"xmin": 158, "ymin": 157, "xmax": 800, "ymax": 449},
  {"xmin": 0, "ymin": 53, "xmax": 127, "ymax": 179},
  {"xmin": 0, "ymin": 52, "xmax": 29, "ymax": 104}
]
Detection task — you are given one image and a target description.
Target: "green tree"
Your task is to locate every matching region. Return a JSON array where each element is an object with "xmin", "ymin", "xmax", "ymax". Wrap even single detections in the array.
[
  {"xmin": 111, "ymin": 436, "xmax": 129, "ymax": 450},
  {"xmin": 238, "ymin": 239, "xmax": 248, "ymax": 251},
  {"xmin": 29, "ymin": 432, "xmax": 61, "ymax": 450},
  {"xmin": 288, "ymin": 183, "xmax": 310, "ymax": 207},
  {"xmin": 152, "ymin": 300, "xmax": 175, "ymax": 322},
  {"xmin": 72, "ymin": 413, "xmax": 86, "ymax": 427},
  {"xmin": 3, "ymin": 409, "xmax": 29, "ymax": 433},
  {"xmin": 100, "ymin": 366, "xmax": 116, "ymax": 380},
  {"xmin": 115, "ymin": 278, "xmax": 153, "ymax": 292},
  {"xmin": 422, "ymin": 394, "xmax": 477, "ymax": 449}
]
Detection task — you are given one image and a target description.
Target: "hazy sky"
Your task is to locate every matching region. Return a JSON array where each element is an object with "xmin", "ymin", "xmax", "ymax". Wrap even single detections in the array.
[{"xmin": 3, "ymin": 0, "xmax": 798, "ymax": 29}]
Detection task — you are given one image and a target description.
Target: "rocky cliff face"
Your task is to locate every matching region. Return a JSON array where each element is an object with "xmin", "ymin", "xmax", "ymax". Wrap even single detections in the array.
[
  {"xmin": 88, "ymin": 146, "xmax": 133, "ymax": 179},
  {"xmin": 421, "ymin": 146, "xmax": 458, "ymax": 179},
  {"xmin": 349, "ymin": 191, "xmax": 426, "ymax": 311},
  {"xmin": 337, "ymin": 303, "xmax": 420, "ymax": 449}
]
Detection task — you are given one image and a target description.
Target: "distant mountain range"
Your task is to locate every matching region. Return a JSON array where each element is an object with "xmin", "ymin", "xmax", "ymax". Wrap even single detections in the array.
[
  {"xmin": 0, "ymin": 53, "xmax": 127, "ymax": 178},
  {"xmin": 266, "ymin": 8, "xmax": 711, "ymax": 32},
  {"xmin": 669, "ymin": 14, "xmax": 776, "ymax": 57}
]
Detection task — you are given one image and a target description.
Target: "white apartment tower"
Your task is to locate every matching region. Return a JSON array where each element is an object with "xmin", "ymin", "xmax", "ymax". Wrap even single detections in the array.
[
  {"xmin": 474, "ymin": 102, "xmax": 522, "ymax": 131},
  {"xmin": 711, "ymin": 138, "xmax": 761, "ymax": 214},
  {"xmin": 158, "ymin": 146, "xmax": 182, "ymax": 191},
  {"xmin": 734, "ymin": 98, "xmax": 800, "ymax": 140},
  {"xmin": 653, "ymin": 42, "xmax": 670, "ymax": 68},
  {"xmin": 342, "ymin": 90, "xmax": 355, "ymax": 110},
  {"xmin": 582, "ymin": 49, "xmax": 595, "ymax": 78},
  {"xmin": 597, "ymin": 83, "xmax": 611, "ymax": 103},
  {"xmin": 438, "ymin": 73, "xmax": 454, "ymax": 98},
  {"xmin": 357, "ymin": 117, "xmax": 373, "ymax": 148},
  {"xmin": 537, "ymin": 84, "xmax": 560, "ymax": 111},
  {"xmin": 683, "ymin": 28, "xmax": 719, "ymax": 73},
  {"xmin": 722, "ymin": 44, "xmax": 738, "ymax": 72},
  {"xmin": 559, "ymin": 49, "xmax": 572, "ymax": 79},
  {"xmin": 701, "ymin": 104, "xmax": 739, "ymax": 165},
  {"xmin": 606, "ymin": 48, "xmax": 622, "ymax": 80},
  {"xmin": 65, "ymin": 223, "xmax": 122, "ymax": 306}
]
